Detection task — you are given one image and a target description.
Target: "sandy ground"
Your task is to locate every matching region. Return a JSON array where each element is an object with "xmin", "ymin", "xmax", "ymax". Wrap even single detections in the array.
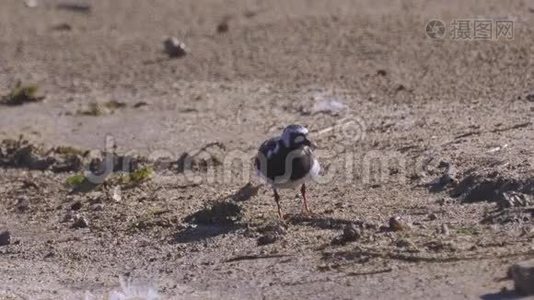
[{"xmin": 1, "ymin": 0, "xmax": 534, "ymax": 299}]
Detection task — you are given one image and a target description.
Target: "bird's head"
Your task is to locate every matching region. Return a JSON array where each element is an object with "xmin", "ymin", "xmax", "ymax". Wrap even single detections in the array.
[{"xmin": 281, "ymin": 124, "xmax": 317, "ymax": 149}]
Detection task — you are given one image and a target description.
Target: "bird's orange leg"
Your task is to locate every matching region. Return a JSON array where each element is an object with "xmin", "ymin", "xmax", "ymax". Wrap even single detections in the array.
[
  {"xmin": 273, "ymin": 189, "xmax": 283, "ymax": 219},
  {"xmin": 301, "ymin": 184, "xmax": 311, "ymax": 214}
]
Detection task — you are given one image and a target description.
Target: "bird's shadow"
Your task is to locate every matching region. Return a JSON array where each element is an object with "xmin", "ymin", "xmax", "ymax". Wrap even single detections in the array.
[
  {"xmin": 173, "ymin": 224, "xmax": 239, "ymax": 244},
  {"xmin": 480, "ymin": 289, "xmax": 522, "ymax": 300},
  {"xmin": 171, "ymin": 200, "xmax": 243, "ymax": 244},
  {"xmin": 171, "ymin": 182, "xmax": 362, "ymax": 243}
]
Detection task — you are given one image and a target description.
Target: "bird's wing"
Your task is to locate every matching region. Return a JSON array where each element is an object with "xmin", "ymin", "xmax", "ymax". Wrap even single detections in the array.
[{"xmin": 257, "ymin": 136, "xmax": 281, "ymax": 159}]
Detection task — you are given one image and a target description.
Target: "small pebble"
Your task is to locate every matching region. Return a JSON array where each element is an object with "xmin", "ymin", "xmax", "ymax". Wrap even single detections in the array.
[
  {"xmin": 257, "ymin": 233, "xmax": 277, "ymax": 246},
  {"xmin": 396, "ymin": 238, "xmax": 416, "ymax": 249},
  {"xmin": 428, "ymin": 213, "xmax": 438, "ymax": 221},
  {"xmin": 71, "ymin": 214, "xmax": 89, "ymax": 229},
  {"xmin": 164, "ymin": 37, "xmax": 188, "ymax": 58},
  {"xmin": 24, "ymin": 0, "xmax": 38, "ymax": 8},
  {"xmin": 331, "ymin": 223, "xmax": 361, "ymax": 245},
  {"xmin": 440, "ymin": 224, "xmax": 450, "ymax": 236},
  {"xmin": 133, "ymin": 101, "xmax": 148, "ymax": 108},
  {"xmin": 389, "ymin": 216, "xmax": 410, "ymax": 231},
  {"xmin": 71, "ymin": 201, "xmax": 82, "ymax": 211},
  {"xmin": 217, "ymin": 22, "xmax": 229, "ymax": 33},
  {"xmin": 0, "ymin": 231, "xmax": 11, "ymax": 246},
  {"xmin": 52, "ymin": 23, "xmax": 73, "ymax": 31},
  {"xmin": 16, "ymin": 196, "xmax": 30, "ymax": 212},
  {"xmin": 91, "ymin": 203, "xmax": 105, "ymax": 211},
  {"xmin": 109, "ymin": 186, "xmax": 122, "ymax": 202},
  {"xmin": 343, "ymin": 224, "xmax": 361, "ymax": 240}
]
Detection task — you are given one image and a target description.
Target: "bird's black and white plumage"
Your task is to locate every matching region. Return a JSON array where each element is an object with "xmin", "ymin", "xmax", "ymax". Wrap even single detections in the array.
[{"xmin": 255, "ymin": 124, "xmax": 320, "ymax": 218}]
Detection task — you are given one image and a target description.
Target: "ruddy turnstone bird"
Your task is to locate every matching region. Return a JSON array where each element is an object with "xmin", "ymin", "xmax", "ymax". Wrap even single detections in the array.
[{"xmin": 255, "ymin": 124, "xmax": 320, "ymax": 218}]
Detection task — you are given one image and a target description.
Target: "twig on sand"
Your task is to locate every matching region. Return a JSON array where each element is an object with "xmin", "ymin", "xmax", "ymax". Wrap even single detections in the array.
[
  {"xmin": 324, "ymin": 247, "xmax": 534, "ymax": 264},
  {"xmin": 224, "ymin": 254, "xmax": 290, "ymax": 263},
  {"xmin": 455, "ymin": 131, "xmax": 482, "ymax": 139},
  {"xmin": 345, "ymin": 268, "xmax": 393, "ymax": 277},
  {"xmin": 445, "ymin": 122, "xmax": 531, "ymax": 146},
  {"xmin": 491, "ymin": 122, "xmax": 532, "ymax": 133}
]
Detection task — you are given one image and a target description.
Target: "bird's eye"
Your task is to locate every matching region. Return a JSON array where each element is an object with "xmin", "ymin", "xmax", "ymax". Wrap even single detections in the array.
[{"xmin": 294, "ymin": 135, "xmax": 305, "ymax": 143}]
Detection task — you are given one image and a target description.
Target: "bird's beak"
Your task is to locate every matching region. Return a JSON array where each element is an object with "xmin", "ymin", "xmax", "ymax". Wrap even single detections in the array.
[{"xmin": 305, "ymin": 138, "xmax": 318, "ymax": 150}]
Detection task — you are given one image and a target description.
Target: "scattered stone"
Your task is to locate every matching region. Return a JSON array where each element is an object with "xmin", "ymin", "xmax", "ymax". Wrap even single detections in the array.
[
  {"xmin": 68, "ymin": 176, "xmax": 101, "ymax": 194},
  {"xmin": 526, "ymin": 93, "xmax": 534, "ymax": 102},
  {"xmin": 376, "ymin": 69, "xmax": 387, "ymax": 76},
  {"xmin": 395, "ymin": 84, "xmax": 406, "ymax": 92},
  {"xmin": 255, "ymin": 221, "xmax": 286, "ymax": 246},
  {"xmin": 217, "ymin": 21, "xmax": 229, "ymax": 33},
  {"xmin": 15, "ymin": 196, "xmax": 30, "ymax": 212},
  {"xmin": 395, "ymin": 238, "xmax": 418, "ymax": 251},
  {"xmin": 51, "ymin": 154, "xmax": 82, "ymax": 172},
  {"xmin": 486, "ymin": 144, "xmax": 508, "ymax": 153},
  {"xmin": 498, "ymin": 191, "xmax": 533, "ymax": 209},
  {"xmin": 164, "ymin": 37, "xmax": 188, "ymax": 58},
  {"xmin": 482, "ymin": 208, "xmax": 534, "ymax": 225},
  {"xmin": 71, "ymin": 214, "xmax": 89, "ymax": 229},
  {"xmin": 428, "ymin": 163, "xmax": 457, "ymax": 192},
  {"xmin": 70, "ymin": 201, "xmax": 82, "ymax": 211},
  {"xmin": 109, "ymin": 186, "xmax": 122, "ymax": 202},
  {"xmin": 257, "ymin": 233, "xmax": 277, "ymax": 246},
  {"xmin": 425, "ymin": 240, "xmax": 457, "ymax": 252},
  {"xmin": 52, "ymin": 23, "xmax": 73, "ymax": 31},
  {"xmin": 0, "ymin": 140, "xmax": 53, "ymax": 170},
  {"xmin": 437, "ymin": 198, "xmax": 447, "ymax": 205},
  {"xmin": 175, "ymin": 142, "xmax": 225, "ymax": 173},
  {"xmin": 520, "ymin": 226, "xmax": 534, "ymax": 236},
  {"xmin": 133, "ymin": 101, "xmax": 148, "ymax": 108},
  {"xmin": 257, "ymin": 221, "xmax": 287, "ymax": 235},
  {"xmin": 428, "ymin": 213, "xmax": 438, "ymax": 221},
  {"xmin": 331, "ymin": 223, "xmax": 361, "ymax": 245},
  {"xmin": 91, "ymin": 203, "xmax": 104, "ymax": 211},
  {"xmin": 104, "ymin": 100, "xmax": 127, "ymax": 110},
  {"xmin": 24, "ymin": 0, "xmax": 38, "ymax": 8},
  {"xmin": 509, "ymin": 260, "xmax": 534, "ymax": 295},
  {"xmin": 77, "ymin": 102, "xmax": 111, "ymax": 116},
  {"xmin": 56, "ymin": 2, "xmax": 91, "ymax": 13},
  {"xmin": 0, "ymin": 231, "xmax": 11, "ymax": 246},
  {"xmin": 76, "ymin": 100, "xmax": 126, "ymax": 116},
  {"xmin": 379, "ymin": 225, "xmax": 390, "ymax": 232},
  {"xmin": 62, "ymin": 211, "xmax": 74, "ymax": 223},
  {"xmin": 389, "ymin": 216, "xmax": 410, "ymax": 231},
  {"xmin": 440, "ymin": 223, "xmax": 450, "ymax": 236},
  {"xmin": 244, "ymin": 10, "xmax": 258, "ymax": 18},
  {"xmin": 1, "ymin": 83, "xmax": 44, "ymax": 106}
]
